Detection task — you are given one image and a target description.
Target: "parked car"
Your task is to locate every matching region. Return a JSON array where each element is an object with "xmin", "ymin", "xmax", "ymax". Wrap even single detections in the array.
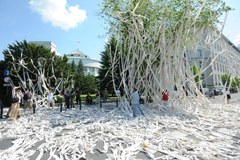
[
  {"xmin": 214, "ymin": 88, "xmax": 224, "ymax": 95},
  {"xmin": 201, "ymin": 88, "xmax": 214, "ymax": 97}
]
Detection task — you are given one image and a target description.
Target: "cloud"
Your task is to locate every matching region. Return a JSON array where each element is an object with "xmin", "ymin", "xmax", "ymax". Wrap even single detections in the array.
[{"xmin": 29, "ymin": 0, "xmax": 87, "ymax": 30}]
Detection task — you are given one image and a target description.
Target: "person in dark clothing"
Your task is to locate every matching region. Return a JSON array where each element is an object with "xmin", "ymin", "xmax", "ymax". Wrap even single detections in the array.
[
  {"xmin": 70, "ymin": 89, "xmax": 75, "ymax": 108},
  {"xmin": 103, "ymin": 88, "xmax": 108, "ymax": 102},
  {"xmin": 64, "ymin": 89, "xmax": 71, "ymax": 109},
  {"xmin": 86, "ymin": 93, "xmax": 92, "ymax": 105},
  {"xmin": 75, "ymin": 89, "xmax": 82, "ymax": 109},
  {"xmin": 95, "ymin": 90, "xmax": 100, "ymax": 104},
  {"xmin": 23, "ymin": 88, "xmax": 32, "ymax": 111}
]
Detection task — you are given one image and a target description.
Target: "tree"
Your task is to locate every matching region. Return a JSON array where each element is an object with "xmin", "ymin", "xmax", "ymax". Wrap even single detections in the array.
[
  {"xmin": 74, "ymin": 73, "xmax": 85, "ymax": 91},
  {"xmin": 81, "ymin": 75, "xmax": 97, "ymax": 94},
  {"xmin": 98, "ymin": 37, "xmax": 121, "ymax": 95},
  {"xmin": 70, "ymin": 61, "xmax": 77, "ymax": 72},
  {"xmin": 100, "ymin": 0, "xmax": 231, "ymax": 103},
  {"xmin": 221, "ymin": 74, "xmax": 240, "ymax": 89},
  {"xmin": 191, "ymin": 65, "xmax": 201, "ymax": 87},
  {"xmin": 76, "ymin": 60, "xmax": 84, "ymax": 75},
  {"xmin": 2, "ymin": 40, "xmax": 73, "ymax": 95},
  {"xmin": 221, "ymin": 74, "xmax": 231, "ymax": 87}
]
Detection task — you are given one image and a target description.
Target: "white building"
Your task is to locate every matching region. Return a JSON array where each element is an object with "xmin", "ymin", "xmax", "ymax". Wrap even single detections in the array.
[
  {"xmin": 66, "ymin": 49, "xmax": 100, "ymax": 76},
  {"xmin": 29, "ymin": 41, "xmax": 61, "ymax": 56},
  {"xmin": 187, "ymin": 34, "xmax": 240, "ymax": 89}
]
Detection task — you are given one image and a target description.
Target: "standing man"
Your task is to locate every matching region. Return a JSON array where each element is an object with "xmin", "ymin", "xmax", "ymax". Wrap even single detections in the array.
[{"xmin": 131, "ymin": 87, "xmax": 144, "ymax": 117}]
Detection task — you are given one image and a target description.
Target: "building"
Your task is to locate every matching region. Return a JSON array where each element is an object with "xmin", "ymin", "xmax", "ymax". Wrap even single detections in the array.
[
  {"xmin": 66, "ymin": 49, "xmax": 100, "ymax": 76},
  {"xmin": 187, "ymin": 34, "xmax": 240, "ymax": 89},
  {"xmin": 29, "ymin": 41, "xmax": 100, "ymax": 76},
  {"xmin": 29, "ymin": 41, "xmax": 61, "ymax": 56}
]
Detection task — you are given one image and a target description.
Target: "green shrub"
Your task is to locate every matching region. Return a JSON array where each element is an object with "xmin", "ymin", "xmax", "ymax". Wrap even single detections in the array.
[{"xmin": 55, "ymin": 95, "xmax": 64, "ymax": 103}]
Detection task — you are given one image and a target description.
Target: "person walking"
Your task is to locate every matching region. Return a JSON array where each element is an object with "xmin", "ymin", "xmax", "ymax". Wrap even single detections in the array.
[{"xmin": 131, "ymin": 87, "xmax": 144, "ymax": 117}]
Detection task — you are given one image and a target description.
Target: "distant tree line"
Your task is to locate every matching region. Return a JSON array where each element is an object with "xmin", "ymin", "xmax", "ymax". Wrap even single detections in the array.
[{"xmin": 0, "ymin": 40, "xmax": 99, "ymax": 106}]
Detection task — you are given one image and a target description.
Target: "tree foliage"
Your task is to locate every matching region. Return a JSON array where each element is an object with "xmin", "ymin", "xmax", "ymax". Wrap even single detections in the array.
[
  {"xmin": 98, "ymin": 37, "xmax": 121, "ymax": 94},
  {"xmin": 76, "ymin": 60, "xmax": 84, "ymax": 75},
  {"xmin": 191, "ymin": 65, "xmax": 201, "ymax": 86},
  {"xmin": 1, "ymin": 40, "xmax": 99, "ymax": 103},
  {"xmin": 2, "ymin": 40, "xmax": 73, "ymax": 94},
  {"xmin": 221, "ymin": 74, "xmax": 240, "ymax": 88},
  {"xmin": 221, "ymin": 74, "xmax": 231, "ymax": 87},
  {"xmin": 99, "ymin": 0, "xmax": 231, "ymax": 104}
]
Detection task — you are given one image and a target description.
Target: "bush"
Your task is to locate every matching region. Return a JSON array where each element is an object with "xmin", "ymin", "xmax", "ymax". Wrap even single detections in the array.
[{"xmin": 55, "ymin": 95, "xmax": 64, "ymax": 103}]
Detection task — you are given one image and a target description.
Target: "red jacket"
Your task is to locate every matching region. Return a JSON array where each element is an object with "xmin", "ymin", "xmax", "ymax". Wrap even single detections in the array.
[{"xmin": 162, "ymin": 91, "xmax": 169, "ymax": 101}]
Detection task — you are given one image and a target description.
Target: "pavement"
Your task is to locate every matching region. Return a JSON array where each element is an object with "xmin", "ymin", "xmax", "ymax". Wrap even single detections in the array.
[
  {"xmin": 0, "ymin": 94, "xmax": 240, "ymax": 160},
  {"xmin": 208, "ymin": 92, "xmax": 240, "ymax": 104}
]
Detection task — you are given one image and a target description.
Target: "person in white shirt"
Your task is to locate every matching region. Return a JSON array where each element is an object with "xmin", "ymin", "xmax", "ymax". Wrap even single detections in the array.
[
  {"xmin": 47, "ymin": 90, "xmax": 54, "ymax": 107},
  {"xmin": 131, "ymin": 87, "xmax": 144, "ymax": 117}
]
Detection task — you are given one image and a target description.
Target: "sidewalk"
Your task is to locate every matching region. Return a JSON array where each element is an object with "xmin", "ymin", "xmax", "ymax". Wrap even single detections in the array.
[
  {"xmin": 208, "ymin": 92, "xmax": 240, "ymax": 104},
  {"xmin": 1, "ymin": 95, "xmax": 240, "ymax": 159}
]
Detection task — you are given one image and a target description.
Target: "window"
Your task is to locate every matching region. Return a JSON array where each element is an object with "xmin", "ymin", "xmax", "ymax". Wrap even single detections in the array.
[{"xmin": 197, "ymin": 50, "xmax": 202, "ymax": 57}]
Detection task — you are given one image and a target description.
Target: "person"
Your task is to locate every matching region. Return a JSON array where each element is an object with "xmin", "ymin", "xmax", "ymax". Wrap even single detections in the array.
[
  {"xmin": 95, "ymin": 90, "xmax": 100, "ymax": 104},
  {"xmin": 86, "ymin": 93, "xmax": 92, "ymax": 105},
  {"xmin": 69, "ymin": 88, "xmax": 75, "ymax": 108},
  {"xmin": 23, "ymin": 88, "xmax": 32, "ymax": 112},
  {"xmin": 103, "ymin": 88, "xmax": 108, "ymax": 102},
  {"xmin": 64, "ymin": 88, "xmax": 71, "ymax": 109},
  {"xmin": 75, "ymin": 88, "xmax": 81, "ymax": 106},
  {"xmin": 161, "ymin": 89, "xmax": 169, "ymax": 107},
  {"xmin": 47, "ymin": 90, "xmax": 54, "ymax": 108},
  {"xmin": 226, "ymin": 88, "xmax": 231, "ymax": 104},
  {"xmin": 6, "ymin": 86, "xmax": 23, "ymax": 120},
  {"xmin": 131, "ymin": 87, "xmax": 144, "ymax": 117}
]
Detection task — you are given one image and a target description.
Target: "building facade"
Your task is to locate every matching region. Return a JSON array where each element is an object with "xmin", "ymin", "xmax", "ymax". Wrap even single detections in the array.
[
  {"xmin": 29, "ymin": 41, "xmax": 100, "ymax": 76},
  {"xmin": 29, "ymin": 41, "xmax": 60, "ymax": 56},
  {"xmin": 187, "ymin": 34, "xmax": 240, "ymax": 89},
  {"xmin": 66, "ymin": 49, "xmax": 100, "ymax": 76}
]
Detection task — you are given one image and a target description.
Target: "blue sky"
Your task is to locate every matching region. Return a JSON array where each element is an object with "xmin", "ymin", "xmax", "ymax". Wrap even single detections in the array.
[
  {"xmin": 222, "ymin": 0, "xmax": 240, "ymax": 46},
  {"xmin": 0, "ymin": 0, "xmax": 239, "ymax": 61},
  {"xmin": 0, "ymin": 0, "xmax": 107, "ymax": 61}
]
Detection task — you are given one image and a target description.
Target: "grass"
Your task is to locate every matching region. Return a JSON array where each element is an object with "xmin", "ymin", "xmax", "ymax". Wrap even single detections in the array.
[{"xmin": 80, "ymin": 94, "xmax": 117, "ymax": 101}]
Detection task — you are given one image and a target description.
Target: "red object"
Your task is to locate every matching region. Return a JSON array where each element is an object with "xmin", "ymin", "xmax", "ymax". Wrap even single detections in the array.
[{"xmin": 162, "ymin": 91, "xmax": 169, "ymax": 101}]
